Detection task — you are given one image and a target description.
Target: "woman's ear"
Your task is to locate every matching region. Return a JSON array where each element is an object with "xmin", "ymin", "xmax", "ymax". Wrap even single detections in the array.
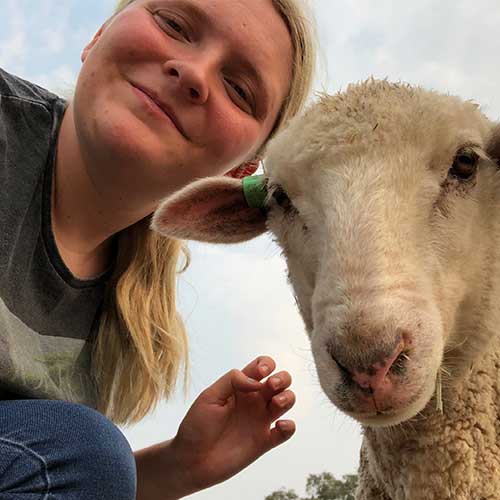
[
  {"xmin": 151, "ymin": 176, "xmax": 267, "ymax": 244},
  {"xmin": 81, "ymin": 24, "xmax": 106, "ymax": 63},
  {"xmin": 225, "ymin": 159, "xmax": 261, "ymax": 179}
]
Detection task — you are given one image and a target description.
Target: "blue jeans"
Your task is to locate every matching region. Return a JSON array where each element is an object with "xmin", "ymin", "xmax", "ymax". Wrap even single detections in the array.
[{"xmin": 0, "ymin": 399, "xmax": 137, "ymax": 499}]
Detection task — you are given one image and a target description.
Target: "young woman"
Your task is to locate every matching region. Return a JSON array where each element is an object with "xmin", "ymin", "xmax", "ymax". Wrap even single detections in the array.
[{"xmin": 0, "ymin": 0, "xmax": 315, "ymax": 498}]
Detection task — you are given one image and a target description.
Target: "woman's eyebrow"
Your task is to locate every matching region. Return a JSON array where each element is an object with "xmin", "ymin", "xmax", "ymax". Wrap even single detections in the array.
[{"xmin": 166, "ymin": 0, "xmax": 207, "ymax": 26}]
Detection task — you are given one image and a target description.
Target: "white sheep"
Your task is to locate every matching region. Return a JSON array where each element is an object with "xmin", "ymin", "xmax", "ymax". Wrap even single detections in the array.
[{"xmin": 151, "ymin": 80, "xmax": 500, "ymax": 500}]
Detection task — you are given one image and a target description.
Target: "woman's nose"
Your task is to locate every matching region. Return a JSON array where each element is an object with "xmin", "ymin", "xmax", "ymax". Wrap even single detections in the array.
[{"xmin": 163, "ymin": 60, "xmax": 209, "ymax": 104}]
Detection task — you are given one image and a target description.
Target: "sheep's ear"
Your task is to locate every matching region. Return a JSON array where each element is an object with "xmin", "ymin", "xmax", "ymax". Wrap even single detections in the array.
[
  {"xmin": 487, "ymin": 124, "xmax": 500, "ymax": 167},
  {"xmin": 151, "ymin": 176, "xmax": 267, "ymax": 243}
]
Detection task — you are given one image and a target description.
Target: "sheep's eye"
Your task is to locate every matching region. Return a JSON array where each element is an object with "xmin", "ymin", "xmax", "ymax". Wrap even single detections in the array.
[
  {"xmin": 273, "ymin": 186, "xmax": 291, "ymax": 210},
  {"xmin": 449, "ymin": 150, "xmax": 479, "ymax": 180}
]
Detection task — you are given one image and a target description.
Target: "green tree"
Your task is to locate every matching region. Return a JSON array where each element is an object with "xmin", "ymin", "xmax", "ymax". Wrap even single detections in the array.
[
  {"xmin": 265, "ymin": 489, "xmax": 300, "ymax": 500},
  {"xmin": 265, "ymin": 473, "xmax": 358, "ymax": 500},
  {"xmin": 305, "ymin": 473, "xmax": 358, "ymax": 500}
]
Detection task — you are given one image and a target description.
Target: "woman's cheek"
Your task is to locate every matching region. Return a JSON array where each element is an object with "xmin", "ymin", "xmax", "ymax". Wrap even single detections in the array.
[
  {"xmin": 209, "ymin": 108, "xmax": 261, "ymax": 163},
  {"xmin": 106, "ymin": 9, "xmax": 164, "ymax": 64}
]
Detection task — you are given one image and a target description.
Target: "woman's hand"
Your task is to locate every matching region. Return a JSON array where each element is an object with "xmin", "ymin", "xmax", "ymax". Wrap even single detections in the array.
[{"xmin": 171, "ymin": 356, "xmax": 296, "ymax": 494}]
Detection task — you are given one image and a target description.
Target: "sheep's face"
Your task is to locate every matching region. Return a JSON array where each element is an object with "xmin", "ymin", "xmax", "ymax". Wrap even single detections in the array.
[
  {"xmin": 264, "ymin": 81, "xmax": 500, "ymax": 426},
  {"xmin": 152, "ymin": 80, "xmax": 500, "ymax": 428}
]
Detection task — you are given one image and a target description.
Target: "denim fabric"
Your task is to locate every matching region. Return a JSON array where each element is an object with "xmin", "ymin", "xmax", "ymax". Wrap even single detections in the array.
[{"xmin": 0, "ymin": 399, "xmax": 137, "ymax": 499}]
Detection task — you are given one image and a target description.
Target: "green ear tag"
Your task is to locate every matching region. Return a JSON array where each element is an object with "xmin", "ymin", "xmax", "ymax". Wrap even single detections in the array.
[{"xmin": 242, "ymin": 175, "xmax": 268, "ymax": 209}]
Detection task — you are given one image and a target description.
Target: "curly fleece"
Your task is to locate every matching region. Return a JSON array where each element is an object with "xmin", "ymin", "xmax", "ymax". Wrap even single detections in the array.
[{"xmin": 357, "ymin": 335, "xmax": 499, "ymax": 499}]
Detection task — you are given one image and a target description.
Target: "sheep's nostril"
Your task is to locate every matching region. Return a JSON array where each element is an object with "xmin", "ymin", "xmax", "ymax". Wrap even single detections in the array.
[
  {"xmin": 351, "ymin": 339, "xmax": 407, "ymax": 393},
  {"xmin": 326, "ymin": 343, "xmax": 350, "ymax": 376},
  {"xmin": 389, "ymin": 351, "xmax": 409, "ymax": 377},
  {"xmin": 328, "ymin": 337, "xmax": 408, "ymax": 394},
  {"xmin": 330, "ymin": 353, "xmax": 351, "ymax": 379}
]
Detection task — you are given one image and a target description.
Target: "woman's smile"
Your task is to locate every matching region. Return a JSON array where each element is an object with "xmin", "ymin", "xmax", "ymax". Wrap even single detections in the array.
[{"xmin": 129, "ymin": 82, "xmax": 189, "ymax": 139}]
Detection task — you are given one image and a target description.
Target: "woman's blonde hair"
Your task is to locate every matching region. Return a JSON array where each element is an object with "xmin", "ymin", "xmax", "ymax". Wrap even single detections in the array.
[{"xmin": 94, "ymin": 0, "xmax": 317, "ymax": 425}]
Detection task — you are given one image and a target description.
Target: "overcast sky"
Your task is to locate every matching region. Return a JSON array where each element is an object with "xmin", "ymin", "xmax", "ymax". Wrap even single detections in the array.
[{"xmin": 1, "ymin": 1, "xmax": 500, "ymax": 498}]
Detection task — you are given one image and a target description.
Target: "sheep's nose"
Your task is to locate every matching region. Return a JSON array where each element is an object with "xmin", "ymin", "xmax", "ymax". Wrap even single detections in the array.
[{"xmin": 330, "ymin": 338, "xmax": 407, "ymax": 396}]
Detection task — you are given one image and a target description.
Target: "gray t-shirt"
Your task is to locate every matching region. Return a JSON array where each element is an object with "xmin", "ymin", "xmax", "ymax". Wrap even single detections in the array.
[{"xmin": 0, "ymin": 67, "xmax": 115, "ymax": 407}]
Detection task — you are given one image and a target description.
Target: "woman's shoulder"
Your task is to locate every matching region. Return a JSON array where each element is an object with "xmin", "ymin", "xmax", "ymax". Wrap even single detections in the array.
[
  {"xmin": 0, "ymin": 66, "xmax": 63, "ymax": 112},
  {"xmin": 0, "ymin": 67, "xmax": 67, "ymax": 160}
]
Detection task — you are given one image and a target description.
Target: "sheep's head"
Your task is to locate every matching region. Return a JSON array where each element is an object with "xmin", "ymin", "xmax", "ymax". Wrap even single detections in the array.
[{"xmin": 152, "ymin": 80, "xmax": 500, "ymax": 427}]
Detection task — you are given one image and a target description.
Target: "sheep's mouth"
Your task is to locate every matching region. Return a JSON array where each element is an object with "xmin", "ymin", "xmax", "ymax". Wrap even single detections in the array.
[
  {"xmin": 336, "ymin": 376, "xmax": 434, "ymax": 427},
  {"xmin": 340, "ymin": 391, "xmax": 419, "ymax": 416},
  {"xmin": 331, "ymin": 374, "xmax": 434, "ymax": 427}
]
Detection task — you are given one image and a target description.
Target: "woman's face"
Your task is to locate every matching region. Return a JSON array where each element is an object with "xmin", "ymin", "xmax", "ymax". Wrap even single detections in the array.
[{"xmin": 75, "ymin": 0, "xmax": 293, "ymax": 205}]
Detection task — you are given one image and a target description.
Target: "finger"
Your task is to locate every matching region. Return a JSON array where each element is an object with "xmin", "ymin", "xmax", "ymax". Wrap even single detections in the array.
[
  {"xmin": 230, "ymin": 369, "xmax": 263, "ymax": 393},
  {"xmin": 264, "ymin": 420, "xmax": 296, "ymax": 453},
  {"xmin": 203, "ymin": 369, "xmax": 261, "ymax": 403},
  {"xmin": 241, "ymin": 356, "xmax": 276, "ymax": 382},
  {"xmin": 261, "ymin": 371, "xmax": 293, "ymax": 401},
  {"xmin": 268, "ymin": 390, "xmax": 296, "ymax": 421}
]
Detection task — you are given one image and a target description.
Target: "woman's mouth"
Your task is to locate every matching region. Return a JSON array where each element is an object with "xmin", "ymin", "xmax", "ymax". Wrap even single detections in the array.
[{"xmin": 130, "ymin": 83, "xmax": 189, "ymax": 140}]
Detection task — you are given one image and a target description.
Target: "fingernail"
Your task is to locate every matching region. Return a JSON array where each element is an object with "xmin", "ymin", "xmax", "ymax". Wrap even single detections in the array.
[
  {"xmin": 276, "ymin": 394, "xmax": 288, "ymax": 406},
  {"xmin": 279, "ymin": 421, "xmax": 294, "ymax": 434},
  {"xmin": 269, "ymin": 377, "xmax": 281, "ymax": 390},
  {"xmin": 259, "ymin": 364, "xmax": 270, "ymax": 375}
]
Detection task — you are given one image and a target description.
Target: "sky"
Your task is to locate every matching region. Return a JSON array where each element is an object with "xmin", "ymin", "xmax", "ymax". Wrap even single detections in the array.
[{"xmin": 1, "ymin": 1, "xmax": 500, "ymax": 498}]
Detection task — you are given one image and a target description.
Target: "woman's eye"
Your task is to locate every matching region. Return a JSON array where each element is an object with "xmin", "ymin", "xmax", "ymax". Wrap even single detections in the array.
[
  {"xmin": 225, "ymin": 79, "xmax": 255, "ymax": 114},
  {"xmin": 166, "ymin": 19, "xmax": 184, "ymax": 33},
  {"xmin": 448, "ymin": 149, "xmax": 479, "ymax": 181},
  {"xmin": 154, "ymin": 13, "xmax": 190, "ymax": 41},
  {"xmin": 226, "ymin": 79, "xmax": 248, "ymax": 102},
  {"xmin": 229, "ymin": 81, "xmax": 247, "ymax": 101}
]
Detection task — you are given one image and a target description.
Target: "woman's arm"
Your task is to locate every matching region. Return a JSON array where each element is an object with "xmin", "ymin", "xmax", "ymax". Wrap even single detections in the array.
[
  {"xmin": 135, "ymin": 439, "xmax": 193, "ymax": 500},
  {"xmin": 134, "ymin": 356, "xmax": 296, "ymax": 500}
]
